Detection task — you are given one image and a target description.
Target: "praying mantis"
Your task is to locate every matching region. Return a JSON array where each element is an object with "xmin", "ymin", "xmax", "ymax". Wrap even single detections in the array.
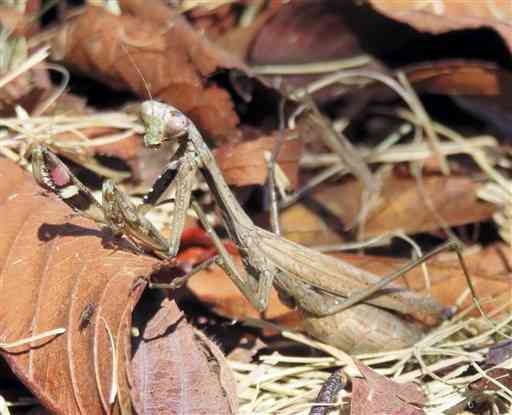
[{"xmin": 31, "ymin": 100, "xmax": 453, "ymax": 353}]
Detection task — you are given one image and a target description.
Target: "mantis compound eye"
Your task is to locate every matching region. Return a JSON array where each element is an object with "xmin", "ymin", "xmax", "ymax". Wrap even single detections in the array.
[
  {"xmin": 163, "ymin": 110, "xmax": 189, "ymax": 138},
  {"xmin": 140, "ymin": 100, "xmax": 189, "ymax": 147}
]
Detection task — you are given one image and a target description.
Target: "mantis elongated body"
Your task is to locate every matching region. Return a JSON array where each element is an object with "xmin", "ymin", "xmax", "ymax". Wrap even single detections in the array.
[
  {"xmin": 31, "ymin": 103, "xmax": 448, "ymax": 352},
  {"xmin": 138, "ymin": 100, "xmax": 448, "ymax": 352}
]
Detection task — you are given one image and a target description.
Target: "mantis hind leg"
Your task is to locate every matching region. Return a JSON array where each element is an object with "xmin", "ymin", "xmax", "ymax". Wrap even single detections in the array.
[
  {"xmin": 276, "ymin": 240, "xmax": 466, "ymax": 317},
  {"xmin": 322, "ymin": 240, "xmax": 460, "ymax": 315}
]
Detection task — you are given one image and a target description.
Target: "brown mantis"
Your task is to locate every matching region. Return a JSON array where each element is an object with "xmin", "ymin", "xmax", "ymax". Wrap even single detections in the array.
[{"xmin": 32, "ymin": 101, "xmax": 458, "ymax": 353}]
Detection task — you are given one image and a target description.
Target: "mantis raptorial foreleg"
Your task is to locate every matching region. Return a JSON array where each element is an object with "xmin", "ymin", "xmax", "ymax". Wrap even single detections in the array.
[
  {"xmin": 139, "ymin": 140, "xmax": 198, "ymax": 258},
  {"xmin": 32, "ymin": 144, "xmax": 170, "ymax": 259}
]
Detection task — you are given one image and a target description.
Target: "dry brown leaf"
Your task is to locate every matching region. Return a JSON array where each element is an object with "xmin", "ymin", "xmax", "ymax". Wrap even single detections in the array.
[
  {"xmin": 358, "ymin": 60, "xmax": 512, "ymax": 133},
  {"xmin": 0, "ymin": 159, "xmax": 158, "ymax": 414},
  {"xmin": 0, "ymin": 159, "xmax": 236, "ymax": 414},
  {"xmin": 278, "ymin": 172, "xmax": 496, "ymax": 246},
  {"xmin": 247, "ymin": 0, "xmax": 386, "ymax": 100},
  {"xmin": 213, "ymin": 132, "xmax": 303, "ymax": 188},
  {"xmin": 351, "ymin": 359, "xmax": 425, "ymax": 415},
  {"xmin": 250, "ymin": 1, "xmax": 364, "ymax": 63},
  {"xmin": 369, "ymin": 0, "xmax": 512, "ymax": 53},
  {"xmin": 120, "ymin": 0, "xmax": 251, "ymax": 47},
  {"xmin": 85, "ymin": 131, "xmax": 142, "ymax": 163},
  {"xmin": 401, "ymin": 60, "xmax": 512, "ymax": 136},
  {"xmin": 237, "ymin": 0, "xmax": 512, "ymax": 108},
  {"xmin": 51, "ymin": 5, "xmax": 247, "ymax": 143},
  {"xmin": 216, "ymin": 1, "xmax": 284, "ymax": 58},
  {"xmin": 131, "ymin": 297, "xmax": 238, "ymax": 414},
  {"xmin": 0, "ymin": 158, "xmax": 26, "ymax": 201},
  {"xmin": 404, "ymin": 60, "xmax": 512, "ymax": 97}
]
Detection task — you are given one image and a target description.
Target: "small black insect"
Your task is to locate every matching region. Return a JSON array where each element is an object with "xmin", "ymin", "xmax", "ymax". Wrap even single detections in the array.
[{"xmin": 79, "ymin": 303, "xmax": 96, "ymax": 331}]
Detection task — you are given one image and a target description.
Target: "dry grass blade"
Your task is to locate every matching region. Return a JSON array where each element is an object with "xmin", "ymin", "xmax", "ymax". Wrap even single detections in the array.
[
  {"xmin": 0, "ymin": 108, "xmax": 143, "ymax": 179},
  {"xmin": 0, "ymin": 329, "xmax": 66, "ymax": 349},
  {"xmin": 231, "ymin": 303, "xmax": 512, "ymax": 414},
  {"xmin": 396, "ymin": 108, "xmax": 512, "ymax": 246},
  {"xmin": 0, "ymin": 46, "xmax": 48, "ymax": 89},
  {"xmin": 291, "ymin": 69, "xmax": 449, "ymax": 175},
  {"xmin": 478, "ymin": 181, "xmax": 512, "ymax": 245},
  {"xmin": 299, "ymin": 136, "xmax": 497, "ymax": 169}
]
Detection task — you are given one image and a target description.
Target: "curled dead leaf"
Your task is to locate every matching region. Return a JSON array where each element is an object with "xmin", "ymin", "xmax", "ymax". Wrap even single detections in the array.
[
  {"xmin": 368, "ymin": 0, "xmax": 512, "ymax": 54},
  {"xmin": 404, "ymin": 60, "xmax": 512, "ymax": 97},
  {"xmin": 351, "ymin": 359, "xmax": 425, "ymax": 415},
  {"xmin": 247, "ymin": 0, "xmax": 386, "ymax": 101},
  {"xmin": 51, "ymin": 5, "xmax": 246, "ymax": 143},
  {"xmin": 131, "ymin": 297, "xmax": 238, "ymax": 414},
  {"xmin": 0, "ymin": 159, "xmax": 237, "ymax": 414}
]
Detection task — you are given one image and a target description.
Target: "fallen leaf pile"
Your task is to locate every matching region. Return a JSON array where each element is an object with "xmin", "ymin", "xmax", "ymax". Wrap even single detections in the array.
[
  {"xmin": 351, "ymin": 359, "xmax": 426, "ymax": 415},
  {"xmin": 0, "ymin": 0, "xmax": 511, "ymax": 414},
  {"xmin": 52, "ymin": 5, "xmax": 244, "ymax": 142},
  {"xmin": 0, "ymin": 160, "xmax": 236, "ymax": 414}
]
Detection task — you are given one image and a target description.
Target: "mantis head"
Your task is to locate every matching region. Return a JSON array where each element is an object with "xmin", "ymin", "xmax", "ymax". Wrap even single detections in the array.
[{"xmin": 139, "ymin": 100, "xmax": 189, "ymax": 148}]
